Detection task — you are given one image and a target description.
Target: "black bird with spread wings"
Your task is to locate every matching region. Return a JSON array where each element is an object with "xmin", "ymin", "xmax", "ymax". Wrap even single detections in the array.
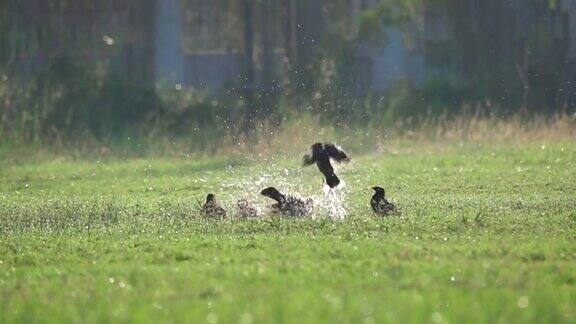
[
  {"xmin": 202, "ymin": 193, "xmax": 227, "ymax": 219},
  {"xmin": 302, "ymin": 143, "xmax": 350, "ymax": 188},
  {"xmin": 260, "ymin": 186, "xmax": 313, "ymax": 217},
  {"xmin": 370, "ymin": 186, "xmax": 397, "ymax": 216}
]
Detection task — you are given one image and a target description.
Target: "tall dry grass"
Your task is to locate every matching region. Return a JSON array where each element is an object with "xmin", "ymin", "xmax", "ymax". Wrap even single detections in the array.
[
  {"xmin": 218, "ymin": 113, "xmax": 576, "ymax": 157},
  {"xmin": 1, "ymin": 112, "xmax": 574, "ymax": 162}
]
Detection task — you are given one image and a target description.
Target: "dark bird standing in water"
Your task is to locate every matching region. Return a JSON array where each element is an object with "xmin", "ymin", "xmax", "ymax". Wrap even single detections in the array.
[
  {"xmin": 260, "ymin": 187, "xmax": 313, "ymax": 217},
  {"xmin": 370, "ymin": 186, "xmax": 397, "ymax": 216},
  {"xmin": 202, "ymin": 193, "xmax": 227, "ymax": 219},
  {"xmin": 303, "ymin": 143, "xmax": 350, "ymax": 188}
]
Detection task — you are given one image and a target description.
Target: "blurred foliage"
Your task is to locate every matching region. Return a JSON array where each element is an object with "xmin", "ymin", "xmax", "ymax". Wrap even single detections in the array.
[
  {"xmin": 181, "ymin": 0, "xmax": 244, "ymax": 53},
  {"xmin": 0, "ymin": 57, "xmax": 158, "ymax": 142},
  {"xmin": 1, "ymin": 0, "xmax": 575, "ymax": 146}
]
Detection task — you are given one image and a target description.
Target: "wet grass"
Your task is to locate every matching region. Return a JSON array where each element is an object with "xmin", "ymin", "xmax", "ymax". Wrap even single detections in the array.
[{"xmin": 0, "ymin": 141, "xmax": 575, "ymax": 323}]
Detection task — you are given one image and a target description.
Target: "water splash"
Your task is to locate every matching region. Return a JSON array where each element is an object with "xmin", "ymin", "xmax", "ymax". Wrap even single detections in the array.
[
  {"xmin": 222, "ymin": 159, "xmax": 349, "ymax": 220},
  {"xmin": 316, "ymin": 181, "xmax": 347, "ymax": 220}
]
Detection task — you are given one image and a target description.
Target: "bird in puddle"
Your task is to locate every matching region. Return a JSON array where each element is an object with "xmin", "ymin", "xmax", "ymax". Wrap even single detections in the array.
[
  {"xmin": 202, "ymin": 193, "xmax": 227, "ymax": 219},
  {"xmin": 235, "ymin": 199, "xmax": 259, "ymax": 219},
  {"xmin": 303, "ymin": 142, "xmax": 350, "ymax": 189},
  {"xmin": 260, "ymin": 186, "xmax": 313, "ymax": 217},
  {"xmin": 370, "ymin": 186, "xmax": 397, "ymax": 216}
]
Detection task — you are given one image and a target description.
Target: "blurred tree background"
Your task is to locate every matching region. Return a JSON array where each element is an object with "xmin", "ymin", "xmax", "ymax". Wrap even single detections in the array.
[{"xmin": 1, "ymin": 0, "xmax": 575, "ymax": 145}]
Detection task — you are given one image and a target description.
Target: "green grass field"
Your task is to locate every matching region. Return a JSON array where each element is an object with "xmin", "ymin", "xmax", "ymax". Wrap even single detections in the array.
[{"xmin": 0, "ymin": 140, "xmax": 575, "ymax": 323}]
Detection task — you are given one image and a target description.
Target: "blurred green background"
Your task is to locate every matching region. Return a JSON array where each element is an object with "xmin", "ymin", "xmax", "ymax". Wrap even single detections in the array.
[{"xmin": 1, "ymin": 0, "xmax": 575, "ymax": 148}]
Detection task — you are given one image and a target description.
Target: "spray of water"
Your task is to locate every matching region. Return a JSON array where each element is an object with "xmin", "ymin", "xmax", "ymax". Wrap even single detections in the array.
[
  {"xmin": 318, "ymin": 181, "xmax": 347, "ymax": 220},
  {"xmin": 222, "ymin": 161, "xmax": 306, "ymax": 217},
  {"xmin": 220, "ymin": 149, "xmax": 350, "ymax": 219}
]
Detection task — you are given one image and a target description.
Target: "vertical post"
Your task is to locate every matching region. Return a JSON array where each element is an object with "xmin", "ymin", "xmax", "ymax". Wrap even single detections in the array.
[
  {"xmin": 260, "ymin": 0, "xmax": 275, "ymax": 117},
  {"xmin": 125, "ymin": 0, "xmax": 156, "ymax": 85},
  {"xmin": 154, "ymin": 0, "xmax": 185, "ymax": 85},
  {"xmin": 294, "ymin": 0, "xmax": 322, "ymax": 95},
  {"xmin": 260, "ymin": 1, "xmax": 272, "ymax": 88},
  {"xmin": 290, "ymin": 0, "xmax": 298, "ymax": 63},
  {"xmin": 243, "ymin": 0, "xmax": 256, "ymax": 136}
]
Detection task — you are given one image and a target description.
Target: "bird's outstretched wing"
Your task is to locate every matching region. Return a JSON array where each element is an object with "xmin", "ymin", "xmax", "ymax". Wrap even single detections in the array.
[
  {"xmin": 324, "ymin": 143, "xmax": 350, "ymax": 163},
  {"xmin": 302, "ymin": 154, "xmax": 315, "ymax": 166}
]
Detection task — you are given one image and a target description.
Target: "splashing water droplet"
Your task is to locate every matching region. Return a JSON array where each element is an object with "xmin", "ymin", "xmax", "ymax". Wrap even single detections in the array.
[
  {"xmin": 517, "ymin": 296, "xmax": 530, "ymax": 308},
  {"xmin": 318, "ymin": 183, "xmax": 348, "ymax": 220},
  {"xmin": 102, "ymin": 35, "xmax": 115, "ymax": 46}
]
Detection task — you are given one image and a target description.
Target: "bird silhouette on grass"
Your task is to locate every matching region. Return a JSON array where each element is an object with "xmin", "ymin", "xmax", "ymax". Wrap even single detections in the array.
[
  {"xmin": 235, "ymin": 199, "xmax": 259, "ymax": 219},
  {"xmin": 202, "ymin": 193, "xmax": 227, "ymax": 219},
  {"xmin": 302, "ymin": 142, "xmax": 350, "ymax": 189},
  {"xmin": 370, "ymin": 186, "xmax": 397, "ymax": 216},
  {"xmin": 260, "ymin": 186, "xmax": 313, "ymax": 217}
]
